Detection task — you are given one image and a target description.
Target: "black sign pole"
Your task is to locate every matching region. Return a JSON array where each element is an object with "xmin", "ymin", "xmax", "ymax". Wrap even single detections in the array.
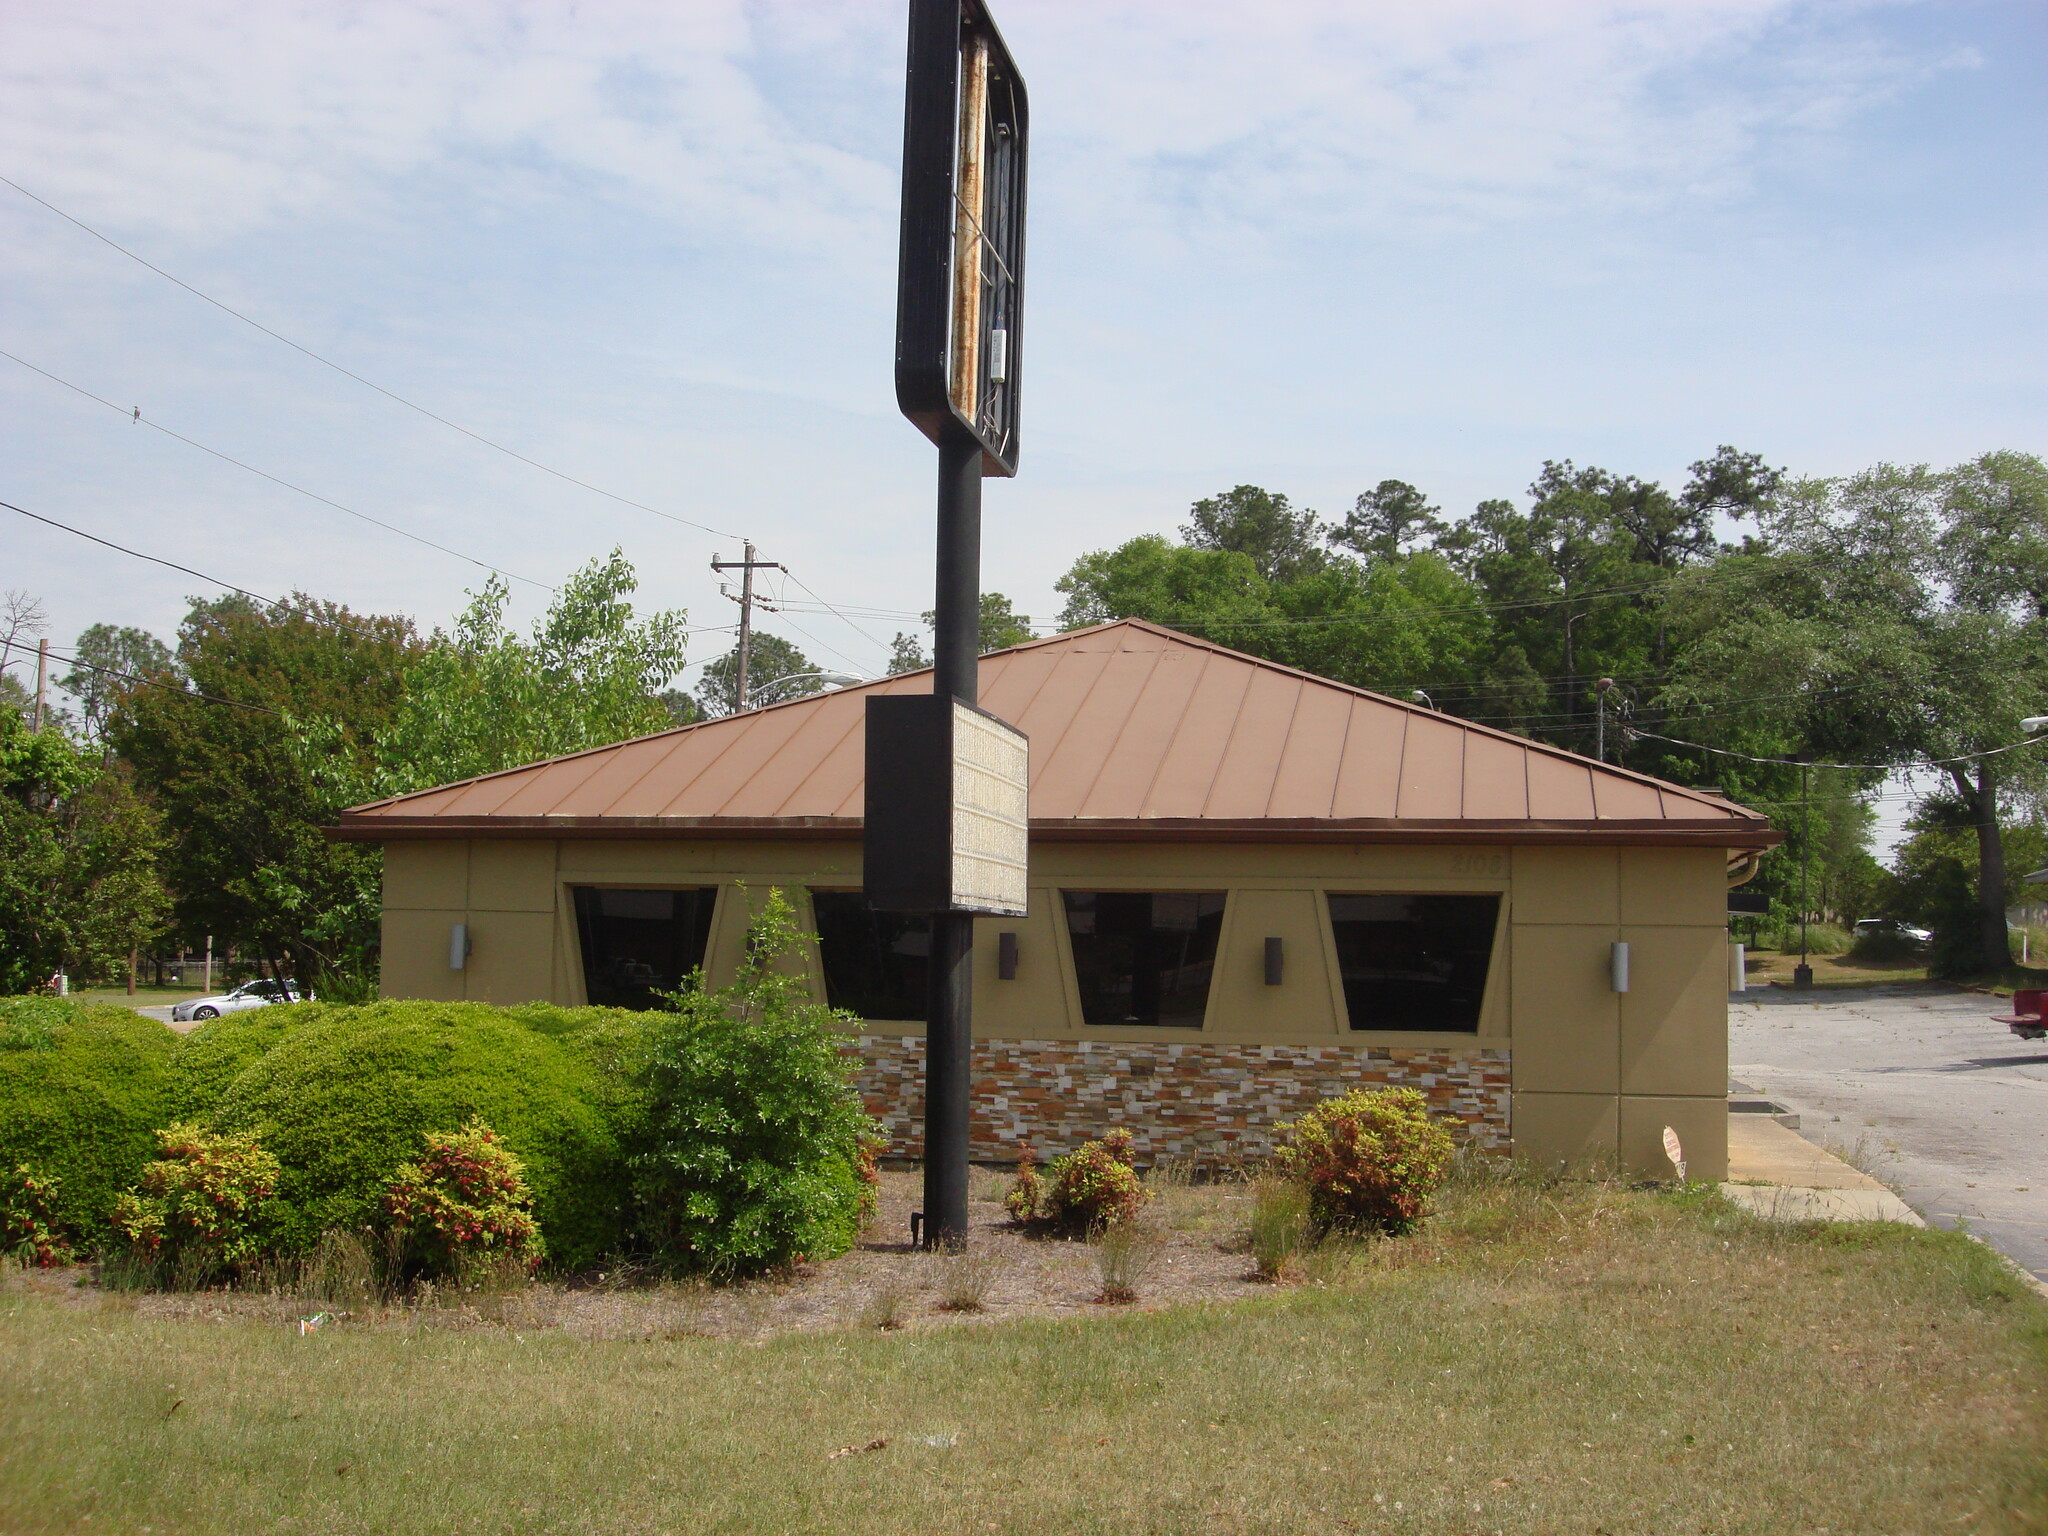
[
  {"xmin": 881, "ymin": 0, "xmax": 1027, "ymax": 1252},
  {"xmin": 924, "ymin": 433, "xmax": 981, "ymax": 1249}
]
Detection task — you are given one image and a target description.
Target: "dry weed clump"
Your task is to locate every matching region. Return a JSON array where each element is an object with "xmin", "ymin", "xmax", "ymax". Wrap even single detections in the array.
[
  {"xmin": 935, "ymin": 1247, "xmax": 1001, "ymax": 1313},
  {"xmin": 1246, "ymin": 1177, "xmax": 1310, "ymax": 1281},
  {"xmin": 1093, "ymin": 1223, "xmax": 1166, "ymax": 1304}
]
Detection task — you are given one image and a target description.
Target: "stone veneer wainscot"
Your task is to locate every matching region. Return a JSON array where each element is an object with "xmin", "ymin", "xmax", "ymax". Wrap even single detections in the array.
[{"xmin": 851, "ymin": 1035, "xmax": 1511, "ymax": 1163}]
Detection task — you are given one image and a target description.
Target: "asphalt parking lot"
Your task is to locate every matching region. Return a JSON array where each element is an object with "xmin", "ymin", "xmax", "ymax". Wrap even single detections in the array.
[{"xmin": 1730, "ymin": 983, "xmax": 2048, "ymax": 1285}]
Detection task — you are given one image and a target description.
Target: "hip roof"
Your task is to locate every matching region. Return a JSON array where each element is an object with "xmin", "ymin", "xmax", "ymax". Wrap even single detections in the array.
[{"xmin": 334, "ymin": 619, "xmax": 1780, "ymax": 848}]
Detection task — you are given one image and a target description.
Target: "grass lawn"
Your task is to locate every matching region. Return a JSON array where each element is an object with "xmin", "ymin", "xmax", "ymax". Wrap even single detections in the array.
[
  {"xmin": 3, "ymin": 1172, "xmax": 2045, "ymax": 1535},
  {"xmin": 1741, "ymin": 947, "xmax": 1935, "ymax": 989}
]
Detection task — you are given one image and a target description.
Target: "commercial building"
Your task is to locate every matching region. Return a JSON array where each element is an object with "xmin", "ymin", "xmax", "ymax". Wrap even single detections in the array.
[{"xmin": 336, "ymin": 620, "xmax": 1778, "ymax": 1178}]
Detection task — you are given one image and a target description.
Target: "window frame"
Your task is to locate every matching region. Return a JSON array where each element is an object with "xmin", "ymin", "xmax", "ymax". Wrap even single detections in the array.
[
  {"xmin": 568, "ymin": 883, "xmax": 723, "ymax": 1012},
  {"xmin": 1056, "ymin": 887, "xmax": 1229, "ymax": 1031},
  {"xmin": 807, "ymin": 886, "xmax": 934, "ymax": 1024},
  {"xmin": 1316, "ymin": 888, "xmax": 1510, "ymax": 1038}
]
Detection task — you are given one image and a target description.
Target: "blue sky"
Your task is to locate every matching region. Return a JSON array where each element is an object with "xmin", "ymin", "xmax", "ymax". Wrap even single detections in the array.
[{"xmin": 4, "ymin": 0, "xmax": 2043, "ymax": 720}]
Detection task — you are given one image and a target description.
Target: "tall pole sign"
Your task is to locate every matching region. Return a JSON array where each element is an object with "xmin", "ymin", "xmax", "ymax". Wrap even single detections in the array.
[{"xmin": 868, "ymin": 0, "xmax": 1030, "ymax": 1250}]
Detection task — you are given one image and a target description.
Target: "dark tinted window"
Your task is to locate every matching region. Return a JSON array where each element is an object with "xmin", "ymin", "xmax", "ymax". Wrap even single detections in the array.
[
  {"xmin": 811, "ymin": 891, "xmax": 930, "ymax": 1020},
  {"xmin": 1061, "ymin": 890, "xmax": 1225, "ymax": 1028},
  {"xmin": 572, "ymin": 887, "xmax": 718, "ymax": 1010},
  {"xmin": 1326, "ymin": 893, "xmax": 1500, "ymax": 1032}
]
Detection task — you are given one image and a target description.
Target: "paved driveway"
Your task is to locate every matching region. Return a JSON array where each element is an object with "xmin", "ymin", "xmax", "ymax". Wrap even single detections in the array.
[{"xmin": 1730, "ymin": 983, "xmax": 2048, "ymax": 1285}]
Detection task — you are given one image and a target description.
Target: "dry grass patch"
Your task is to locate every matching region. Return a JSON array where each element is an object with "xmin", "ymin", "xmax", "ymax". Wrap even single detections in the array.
[{"xmin": 2, "ymin": 1166, "xmax": 2045, "ymax": 1535}]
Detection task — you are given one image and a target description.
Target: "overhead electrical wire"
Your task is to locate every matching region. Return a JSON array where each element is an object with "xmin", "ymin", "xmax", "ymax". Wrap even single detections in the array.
[
  {"xmin": 2, "ymin": 497, "xmax": 391, "ymax": 639},
  {"xmin": 1622, "ymin": 725, "xmax": 2048, "ymax": 775},
  {"xmin": 1, "ymin": 349, "xmax": 556, "ymax": 591},
  {"xmin": 0, "ymin": 175, "xmax": 743, "ymax": 542},
  {"xmin": 30, "ymin": 642, "xmax": 282, "ymax": 716},
  {"xmin": 2, "ymin": 497, "xmax": 740, "ymax": 649}
]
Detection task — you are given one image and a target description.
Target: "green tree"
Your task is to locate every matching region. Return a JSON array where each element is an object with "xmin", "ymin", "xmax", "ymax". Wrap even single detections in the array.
[
  {"xmin": 1181, "ymin": 486, "xmax": 1330, "ymax": 583},
  {"xmin": 372, "ymin": 552, "xmax": 690, "ymax": 786},
  {"xmin": 0, "ymin": 708, "xmax": 169, "ymax": 991},
  {"xmin": 288, "ymin": 553, "xmax": 690, "ymax": 984},
  {"xmin": 58, "ymin": 624, "xmax": 173, "ymax": 746},
  {"xmin": 1327, "ymin": 480, "xmax": 1447, "ymax": 564},
  {"xmin": 113, "ymin": 594, "xmax": 422, "ymax": 990},
  {"xmin": 1660, "ymin": 454, "xmax": 2048, "ymax": 971},
  {"xmin": 695, "ymin": 633, "xmax": 815, "ymax": 716},
  {"xmin": 889, "ymin": 592, "xmax": 1037, "ymax": 675}
]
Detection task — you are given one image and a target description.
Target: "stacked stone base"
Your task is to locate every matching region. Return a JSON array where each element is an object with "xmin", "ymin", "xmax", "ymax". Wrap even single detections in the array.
[{"xmin": 853, "ymin": 1035, "xmax": 1510, "ymax": 1164}]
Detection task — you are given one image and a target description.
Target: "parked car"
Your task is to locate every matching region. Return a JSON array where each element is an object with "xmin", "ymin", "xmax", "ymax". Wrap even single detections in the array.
[
  {"xmin": 1853, "ymin": 918, "xmax": 1933, "ymax": 944},
  {"xmin": 171, "ymin": 979, "xmax": 311, "ymax": 1023}
]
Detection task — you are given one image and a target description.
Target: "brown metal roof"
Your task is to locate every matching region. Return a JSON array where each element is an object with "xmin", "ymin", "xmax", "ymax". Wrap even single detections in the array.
[{"xmin": 334, "ymin": 619, "xmax": 1780, "ymax": 848}]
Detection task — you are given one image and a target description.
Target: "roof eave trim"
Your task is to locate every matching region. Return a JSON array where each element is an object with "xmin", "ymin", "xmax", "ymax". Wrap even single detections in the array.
[{"xmin": 331, "ymin": 814, "xmax": 1781, "ymax": 849}]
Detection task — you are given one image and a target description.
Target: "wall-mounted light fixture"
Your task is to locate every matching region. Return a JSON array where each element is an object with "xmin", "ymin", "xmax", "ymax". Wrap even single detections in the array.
[
  {"xmin": 997, "ymin": 931, "xmax": 1019, "ymax": 980},
  {"xmin": 1264, "ymin": 936, "xmax": 1284, "ymax": 986},
  {"xmin": 450, "ymin": 923, "xmax": 472, "ymax": 971},
  {"xmin": 1610, "ymin": 941, "xmax": 1630, "ymax": 994}
]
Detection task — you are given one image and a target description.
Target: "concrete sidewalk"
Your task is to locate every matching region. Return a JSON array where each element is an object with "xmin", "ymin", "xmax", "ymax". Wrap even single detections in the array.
[{"xmin": 1721, "ymin": 1113, "xmax": 1926, "ymax": 1225}]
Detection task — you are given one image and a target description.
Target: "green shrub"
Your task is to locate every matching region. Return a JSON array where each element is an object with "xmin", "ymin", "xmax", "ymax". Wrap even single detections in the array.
[
  {"xmin": 630, "ymin": 888, "xmax": 878, "ymax": 1277},
  {"xmin": 1034, "ymin": 1129, "xmax": 1149, "ymax": 1232},
  {"xmin": 1759, "ymin": 921, "xmax": 1853, "ymax": 957},
  {"xmin": 383, "ymin": 1118, "xmax": 543, "ymax": 1284},
  {"xmin": 108, "ymin": 1123, "xmax": 281, "ymax": 1286},
  {"xmin": 1848, "ymin": 926, "xmax": 1925, "ymax": 962},
  {"xmin": 200, "ymin": 1001, "xmax": 629, "ymax": 1268},
  {"xmin": 165, "ymin": 1004, "xmax": 313, "ymax": 1118},
  {"xmin": 1274, "ymin": 1086, "xmax": 1455, "ymax": 1236},
  {"xmin": 0, "ymin": 997, "xmax": 174, "ymax": 1242}
]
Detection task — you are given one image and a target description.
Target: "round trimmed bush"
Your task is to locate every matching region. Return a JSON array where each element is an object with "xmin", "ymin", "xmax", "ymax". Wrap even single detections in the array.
[
  {"xmin": 0, "ymin": 997, "xmax": 175, "ymax": 1242},
  {"xmin": 1274, "ymin": 1086, "xmax": 1455, "ymax": 1236},
  {"xmin": 199, "ymin": 1001, "xmax": 630, "ymax": 1268}
]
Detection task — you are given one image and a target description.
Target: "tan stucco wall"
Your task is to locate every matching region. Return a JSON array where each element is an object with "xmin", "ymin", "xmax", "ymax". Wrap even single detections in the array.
[
  {"xmin": 379, "ymin": 835, "xmax": 1730, "ymax": 1178},
  {"xmin": 1507, "ymin": 845, "xmax": 1729, "ymax": 1178}
]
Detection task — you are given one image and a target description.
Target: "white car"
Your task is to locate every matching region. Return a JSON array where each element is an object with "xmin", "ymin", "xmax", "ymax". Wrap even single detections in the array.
[
  {"xmin": 171, "ymin": 979, "xmax": 310, "ymax": 1023},
  {"xmin": 1853, "ymin": 918, "xmax": 1933, "ymax": 944}
]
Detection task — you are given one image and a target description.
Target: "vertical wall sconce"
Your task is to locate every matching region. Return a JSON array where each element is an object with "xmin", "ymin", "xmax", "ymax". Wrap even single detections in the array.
[
  {"xmin": 1610, "ymin": 941, "xmax": 1630, "ymax": 994},
  {"xmin": 450, "ymin": 923, "xmax": 471, "ymax": 971},
  {"xmin": 1264, "ymin": 936, "xmax": 1284, "ymax": 986},
  {"xmin": 997, "ymin": 931, "xmax": 1019, "ymax": 980}
]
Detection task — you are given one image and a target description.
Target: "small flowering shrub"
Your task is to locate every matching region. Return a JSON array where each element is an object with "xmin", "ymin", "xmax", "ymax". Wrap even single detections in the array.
[
  {"xmin": 854, "ymin": 1141, "xmax": 881, "ymax": 1226},
  {"xmin": 382, "ymin": 1118, "xmax": 543, "ymax": 1284},
  {"xmin": 2, "ymin": 1165, "xmax": 72, "ymax": 1267},
  {"xmin": 109, "ymin": 1123, "xmax": 280, "ymax": 1283},
  {"xmin": 1032, "ymin": 1129, "xmax": 1150, "ymax": 1232},
  {"xmin": 1002, "ymin": 1144, "xmax": 1043, "ymax": 1224},
  {"xmin": 1273, "ymin": 1086, "xmax": 1454, "ymax": 1236}
]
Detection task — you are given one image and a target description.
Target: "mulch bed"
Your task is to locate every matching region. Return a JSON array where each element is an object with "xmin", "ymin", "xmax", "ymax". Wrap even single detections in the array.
[{"xmin": 11, "ymin": 1170, "xmax": 1273, "ymax": 1341}]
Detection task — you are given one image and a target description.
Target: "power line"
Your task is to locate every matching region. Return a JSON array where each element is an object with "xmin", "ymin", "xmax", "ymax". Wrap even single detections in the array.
[
  {"xmin": 0, "ymin": 174, "xmax": 743, "ymax": 543},
  {"xmin": 1, "ymin": 497, "xmax": 391, "ymax": 639},
  {"xmin": 3, "ymin": 496, "xmax": 743, "ymax": 654},
  {"xmin": 2, "ymin": 348, "xmax": 556, "ymax": 591},
  {"xmin": 33, "ymin": 642, "xmax": 281, "ymax": 716},
  {"xmin": 1624, "ymin": 725, "xmax": 2048, "ymax": 775}
]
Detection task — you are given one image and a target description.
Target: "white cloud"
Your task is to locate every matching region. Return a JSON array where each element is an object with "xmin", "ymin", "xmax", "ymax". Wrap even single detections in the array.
[{"xmin": 1, "ymin": 0, "xmax": 1962, "ymax": 259}]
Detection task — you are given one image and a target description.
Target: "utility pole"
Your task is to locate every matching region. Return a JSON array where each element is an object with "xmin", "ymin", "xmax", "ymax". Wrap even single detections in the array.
[
  {"xmin": 1594, "ymin": 677, "xmax": 1614, "ymax": 763},
  {"xmin": 710, "ymin": 543, "xmax": 785, "ymax": 713},
  {"xmin": 32, "ymin": 638, "xmax": 48, "ymax": 732},
  {"xmin": 1793, "ymin": 756, "xmax": 1813, "ymax": 989}
]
